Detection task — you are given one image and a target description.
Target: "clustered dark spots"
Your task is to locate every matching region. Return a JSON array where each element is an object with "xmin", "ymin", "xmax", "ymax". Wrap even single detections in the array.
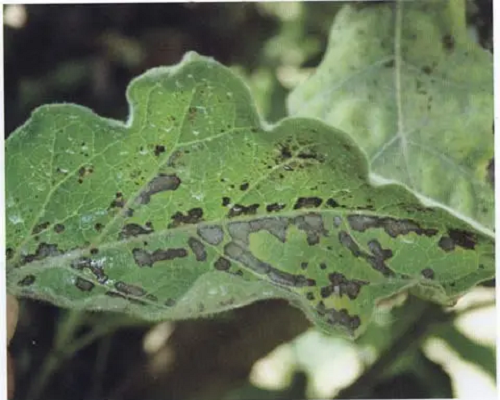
[
  {"xmin": 438, "ymin": 228, "xmax": 477, "ymax": 251},
  {"xmin": 77, "ymin": 165, "xmax": 94, "ymax": 183},
  {"xmin": 188, "ymin": 237, "xmax": 207, "ymax": 262},
  {"xmin": 320, "ymin": 272, "xmax": 369, "ymax": 300},
  {"xmin": 71, "ymin": 257, "xmax": 108, "ymax": 284},
  {"xmin": 115, "ymin": 281, "xmax": 147, "ymax": 297},
  {"xmin": 75, "ymin": 277, "xmax": 94, "ymax": 292},
  {"xmin": 293, "ymin": 197, "xmax": 323, "ymax": 210},
  {"xmin": 169, "ymin": 208, "xmax": 203, "ymax": 228},
  {"xmin": 421, "ymin": 268, "xmax": 435, "ymax": 279},
  {"xmin": 239, "ymin": 182, "xmax": 249, "ymax": 191},
  {"xmin": 137, "ymin": 174, "xmax": 181, "ymax": 205},
  {"xmin": 347, "ymin": 214, "xmax": 438, "ymax": 238},
  {"xmin": 53, "ymin": 224, "xmax": 65, "ymax": 234},
  {"xmin": 266, "ymin": 203, "xmax": 286, "ymax": 213},
  {"xmin": 154, "ymin": 145, "xmax": 166, "ymax": 157},
  {"xmin": 32, "ymin": 221, "xmax": 50, "ymax": 235},
  {"xmin": 21, "ymin": 242, "xmax": 62, "ymax": 265},
  {"xmin": 214, "ymin": 257, "xmax": 231, "ymax": 271},
  {"xmin": 227, "ymin": 203, "xmax": 259, "ymax": 218},
  {"xmin": 316, "ymin": 301, "xmax": 361, "ymax": 332},
  {"xmin": 110, "ymin": 192, "xmax": 126, "ymax": 209},
  {"xmin": 442, "ymin": 33, "xmax": 455, "ymax": 51},
  {"xmin": 119, "ymin": 223, "xmax": 154, "ymax": 240},
  {"xmin": 18, "ymin": 275, "xmax": 36, "ymax": 287},
  {"xmin": 132, "ymin": 247, "xmax": 188, "ymax": 267},
  {"xmin": 197, "ymin": 225, "xmax": 224, "ymax": 245},
  {"xmin": 338, "ymin": 231, "xmax": 395, "ymax": 277}
]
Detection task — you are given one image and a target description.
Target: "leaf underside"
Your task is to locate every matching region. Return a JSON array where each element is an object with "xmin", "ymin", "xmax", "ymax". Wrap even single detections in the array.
[
  {"xmin": 288, "ymin": 0, "xmax": 494, "ymax": 231},
  {"xmin": 6, "ymin": 52, "xmax": 494, "ymax": 339}
]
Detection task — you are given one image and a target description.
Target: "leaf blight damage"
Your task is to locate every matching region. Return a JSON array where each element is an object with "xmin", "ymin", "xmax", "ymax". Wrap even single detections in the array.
[{"xmin": 6, "ymin": 52, "xmax": 494, "ymax": 339}]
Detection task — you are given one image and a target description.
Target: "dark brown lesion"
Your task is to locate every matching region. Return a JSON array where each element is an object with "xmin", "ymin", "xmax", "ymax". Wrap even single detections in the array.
[
  {"xmin": 110, "ymin": 192, "xmax": 126, "ymax": 209},
  {"xmin": 320, "ymin": 272, "xmax": 369, "ymax": 300},
  {"xmin": 169, "ymin": 208, "xmax": 203, "ymax": 228},
  {"xmin": 75, "ymin": 277, "xmax": 94, "ymax": 292},
  {"xmin": 293, "ymin": 213, "xmax": 329, "ymax": 246},
  {"xmin": 18, "ymin": 274, "xmax": 36, "ymax": 287},
  {"xmin": 197, "ymin": 225, "xmax": 224, "ymax": 245},
  {"xmin": 136, "ymin": 173, "xmax": 181, "ymax": 205},
  {"xmin": 132, "ymin": 247, "xmax": 188, "ymax": 268},
  {"xmin": 347, "ymin": 214, "xmax": 438, "ymax": 238},
  {"xmin": 421, "ymin": 268, "xmax": 435, "ymax": 279},
  {"xmin": 214, "ymin": 257, "xmax": 231, "ymax": 271},
  {"xmin": 53, "ymin": 224, "xmax": 65, "ymax": 233},
  {"xmin": 115, "ymin": 281, "xmax": 147, "ymax": 297},
  {"xmin": 266, "ymin": 203, "xmax": 286, "ymax": 213},
  {"xmin": 316, "ymin": 301, "xmax": 361, "ymax": 333},
  {"xmin": 188, "ymin": 237, "xmax": 207, "ymax": 261},
  {"xmin": 21, "ymin": 242, "xmax": 63, "ymax": 265},
  {"xmin": 32, "ymin": 221, "xmax": 50, "ymax": 235},
  {"xmin": 119, "ymin": 223, "xmax": 154, "ymax": 240},
  {"xmin": 227, "ymin": 203, "xmax": 260, "ymax": 218},
  {"xmin": 293, "ymin": 197, "xmax": 323, "ymax": 210}
]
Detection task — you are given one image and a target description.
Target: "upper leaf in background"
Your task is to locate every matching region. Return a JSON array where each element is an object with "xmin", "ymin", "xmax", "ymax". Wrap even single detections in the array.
[
  {"xmin": 288, "ymin": 0, "xmax": 494, "ymax": 231},
  {"xmin": 6, "ymin": 52, "xmax": 494, "ymax": 339}
]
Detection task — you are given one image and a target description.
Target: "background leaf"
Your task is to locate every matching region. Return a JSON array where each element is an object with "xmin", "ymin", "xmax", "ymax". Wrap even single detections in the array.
[
  {"xmin": 7, "ymin": 52, "xmax": 494, "ymax": 340},
  {"xmin": 288, "ymin": 0, "xmax": 494, "ymax": 231}
]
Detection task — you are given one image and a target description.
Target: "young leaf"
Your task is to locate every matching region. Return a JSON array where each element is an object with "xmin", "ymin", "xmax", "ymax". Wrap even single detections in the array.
[
  {"xmin": 288, "ymin": 0, "xmax": 494, "ymax": 231},
  {"xmin": 6, "ymin": 52, "xmax": 494, "ymax": 339}
]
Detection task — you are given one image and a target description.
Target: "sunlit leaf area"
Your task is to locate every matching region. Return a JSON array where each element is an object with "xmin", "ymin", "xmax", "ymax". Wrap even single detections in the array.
[{"xmin": 5, "ymin": 2, "xmax": 494, "ymax": 399}]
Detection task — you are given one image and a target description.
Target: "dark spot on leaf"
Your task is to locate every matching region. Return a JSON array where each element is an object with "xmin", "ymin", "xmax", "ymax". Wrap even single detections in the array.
[
  {"xmin": 326, "ymin": 198, "xmax": 339, "ymax": 208},
  {"xmin": 279, "ymin": 144, "xmax": 292, "ymax": 159},
  {"xmin": 115, "ymin": 281, "xmax": 146, "ymax": 297},
  {"xmin": 447, "ymin": 229, "xmax": 477, "ymax": 250},
  {"xmin": 438, "ymin": 236, "xmax": 455, "ymax": 252},
  {"xmin": 317, "ymin": 301, "xmax": 361, "ymax": 333},
  {"xmin": 95, "ymin": 223, "xmax": 103, "ymax": 232},
  {"xmin": 338, "ymin": 231, "xmax": 361, "ymax": 257},
  {"xmin": 228, "ymin": 203, "xmax": 259, "ymax": 218},
  {"xmin": 165, "ymin": 298, "xmax": 176, "ymax": 307},
  {"xmin": 239, "ymin": 182, "xmax": 249, "ymax": 191},
  {"xmin": 293, "ymin": 197, "xmax": 323, "ymax": 209},
  {"xmin": 266, "ymin": 203, "xmax": 286, "ymax": 212},
  {"xmin": 132, "ymin": 247, "xmax": 188, "ymax": 267},
  {"xmin": 320, "ymin": 272, "xmax": 369, "ymax": 300},
  {"xmin": 347, "ymin": 214, "xmax": 438, "ymax": 238},
  {"xmin": 71, "ymin": 257, "xmax": 108, "ymax": 284},
  {"xmin": 320, "ymin": 262, "xmax": 327, "ymax": 270},
  {"xmin": 18, "ymin": 275, "xmax": 36, "ymax": 286},
  {"xmin": 367, "ymin": 240, "xmax": 393, "ymax": 260},
  {"xmin": 333, "ymin": 216, "xmax": 342, "ymax": 228},
  {"xmin": 224, "ymin": 242, "xmax": 271, "ymax": 274},
  {"xmin": 487, "ymin": 159, "xmax": 494, "ymax": 188},
  {"xmin": 154, "ymin": 145, "xmax": 166, "ymax": 157},
  {"xmin": 188, "ymin": 237, "xmax": 207, "ymax": 261},
  {"xmin": 75, "ymin": 278, "xmax": 94, "ymax": 292},
  {"xmin": 442, "ymin": 33, "xmax": 455, "ymax": 51},
  {"xmin": 169, "ymin": 208, "xmax": 204, "ymax": 228},
  {"xmin": 214, "ymin": 257, "xmax": 231, "ymax": 271},
  {"xmin": 222, "ymin": 197, "xmax": 231, "ymax": 206},
  {"xmin": 197, "ymin": 225, "xmax": 224, "ymax": 245},
  {"xmin": 301, "ymin": 262, "xmax": 308, "ymax": 270},
  {"xmin": 422, "ymin": 65, "xmax": 432, "ymax": 74},
  {"xmin": 32, "ymin": 221, "xmax": 50, "ymax": 235},
  {"xmin": 6, "ymin": 248, "xmax": 14, "ymax": 260},
  {"xmin": 21, "ymin": 242, "xmax": 62, "ymax": 265},
  {"xmin": 90, "ymin": 248, "xmax": 99, "ymax": 255},
  {"xmin": 228, "ymin": 217, "xmax": 290, "ymax": 245},
  {"xmin": 384, "ymin": 59, "xmax": 394, "ymax": 68},
  {"xmin": 53, "ymin": 224, "xmax": 65, "ymax": 233},
  {"xmin": 268, "ymin": 269, "xmax": 314, "ymax": 288},
  {"xmin": 119, "ymin": 223, "xmax": 153, "ymax": 240},
  {"xmin": 421, "ymin": 268, "xmax": 435, "ymax": 279},
  {"xmin": 110, "ymin": 192, "xmax": 126, "ymax": 209},
  {"xmin": 306, "ymin": 292, "xmax": 315, "ymax": 301},
  {"xmin": 137, "ymin": 174, "xmax": 181, "ymax": 204},
  {"xmin": 293, "ymin": 213, "xmax": 328, "ymax": 246}
]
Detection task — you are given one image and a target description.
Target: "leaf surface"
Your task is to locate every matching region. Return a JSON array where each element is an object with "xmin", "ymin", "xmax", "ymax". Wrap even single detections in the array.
[
  {"xmin": 288, "ymin": 0, "xmax": 494, "ymax": 230},
  {"xmin": 6, "ymin": 52, "xmax": 494, "ymax": 338}
]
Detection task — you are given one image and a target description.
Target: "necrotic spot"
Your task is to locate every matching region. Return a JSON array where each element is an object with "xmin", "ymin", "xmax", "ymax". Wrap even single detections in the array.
[
  {"xmin": 119, "ymin": 223, "xmax": 153, "ymax": 240},
  {"xmin": 188, "ymin": 237, "xmax": 207, "ymax": 261},
  {"xmin": 137, "ymin": 174, "xmax": 181, "ymax": 204},
  {"xmin": 197, "ymin": 225, "xmax": 224, "ymax": 245},
  {"xmin": 32, "ymin": 221, "xmax": 50, "ymax": 235},
  {"xmin": 75, "ymin": 277, "xmax": 94, "ymax": 292},
  {"xmin": 293, "ymin": 197, "xmax": 323, "ymax": 209},
  {"xmin": 115, "ymin": 281, "xmax": 146, "ymax": 297},
  {"xmin": 18, "ymin": 275, "xmax": 36, "ymax": 286},
  {"xmin": 421, "ymin": 268, "xmax": 435, "ymax": 279},
  {"xmin": 169, "ymin": 208, "xmax": 203, "ymax": 228},
  {"xmin": 54, "ymin": 224, "xmax": 65, "ymax": 233},
  {"xmin": 132, "ymin": 247, "xmax": 188, "ymax": 267},
  {"xmin": 228, "ymin": 203, "xmax": 260, "ymax": 218},
  {"xmin": 266, "ymin": 203, "xmax": 286, "ymax": 212},
  {"xmin": 214, "ymin": 257, "xmax": 231, "ymax": 271}
]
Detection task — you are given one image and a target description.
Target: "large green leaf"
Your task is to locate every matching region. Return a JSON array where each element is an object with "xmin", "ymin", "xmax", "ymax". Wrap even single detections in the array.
[
  {"xmin": 6, "ymin": 52, "xmax": 494, "ymax": 339},
  {"xmin": 288, "ymin": 0, "xmax": 494, "ymax": 231}
]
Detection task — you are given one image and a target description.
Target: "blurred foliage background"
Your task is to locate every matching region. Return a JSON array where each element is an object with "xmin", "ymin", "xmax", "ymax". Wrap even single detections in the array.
[{"xmin": 4, "ymin": 2, "xmax": 495, "ymax": 400}]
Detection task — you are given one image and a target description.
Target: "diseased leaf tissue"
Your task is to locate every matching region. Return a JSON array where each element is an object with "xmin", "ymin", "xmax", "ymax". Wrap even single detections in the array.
[{"xmin": 6, "ymin": 52, "xmax": 494, "ymax": 338}]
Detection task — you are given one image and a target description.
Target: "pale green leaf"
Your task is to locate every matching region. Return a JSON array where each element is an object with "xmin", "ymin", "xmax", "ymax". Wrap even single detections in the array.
[
  {"xmin": 288, "ymin": 0, "xmax": 494, "ymax": 230},
  {"xmin": 6, "ymin": 52, "xmax": 494, "ymax": 339}
]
